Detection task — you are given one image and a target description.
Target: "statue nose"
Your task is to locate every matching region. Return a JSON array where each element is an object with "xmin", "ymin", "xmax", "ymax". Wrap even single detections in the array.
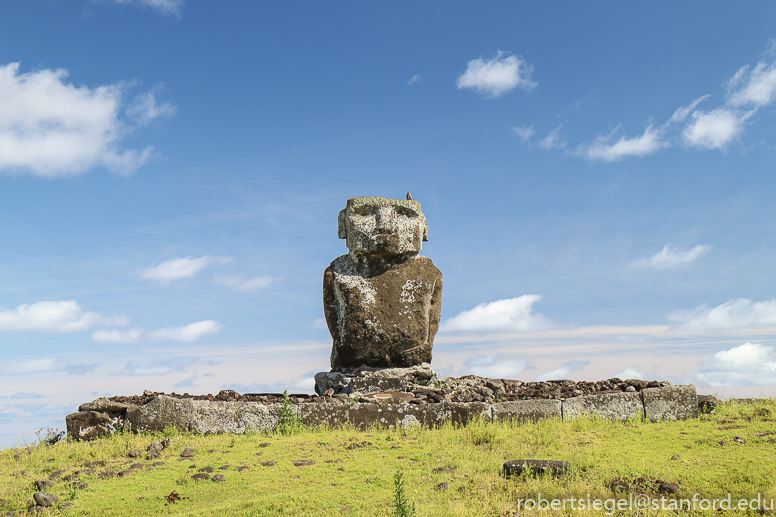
[{"xmin": 375, "ymin": 207, "xmax": 395, "ymax": 227}]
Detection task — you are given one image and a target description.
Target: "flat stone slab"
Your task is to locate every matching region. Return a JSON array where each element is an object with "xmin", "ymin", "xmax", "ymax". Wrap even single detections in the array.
[
  {"xmin": 126, "ymin": 395, "xmax": 193, "ymax": 433},
  {"xmin": 503, "ymin": 459, "xmax": 570, "ymax": 477},
  {"xmin": 492, "ymin": 399, "xmax": 562, "ymax": 422},
  {"xmin": 299, "ymin": 402, "xmax": 490, "ymax": 429},
  {"xmin": 563, "ymin": 391, "xmax": 644, "ymax": 421},
  {"xmin": 642, "ymin": 385, "xmax": 697, "ymax": 422},
  {"xmin": 190, "ymin": 401, "xmax": 285, "ymax": 434}
]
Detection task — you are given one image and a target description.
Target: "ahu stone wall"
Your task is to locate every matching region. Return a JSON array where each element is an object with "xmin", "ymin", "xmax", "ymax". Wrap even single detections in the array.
[{"xmin": 66, "ymin": 384, "xmax": 697, "ymax": 441}]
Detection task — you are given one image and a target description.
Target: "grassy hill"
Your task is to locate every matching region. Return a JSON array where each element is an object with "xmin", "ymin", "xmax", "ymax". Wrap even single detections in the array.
[{"xmin": 1, "ymin": 398, "xmax": 775, "ymax": 516}]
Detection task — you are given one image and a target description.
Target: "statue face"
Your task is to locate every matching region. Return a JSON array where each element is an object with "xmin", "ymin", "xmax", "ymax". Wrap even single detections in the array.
[{"xmin": 339, "ymin": 197, "xmax": 428, "ymax": 256}]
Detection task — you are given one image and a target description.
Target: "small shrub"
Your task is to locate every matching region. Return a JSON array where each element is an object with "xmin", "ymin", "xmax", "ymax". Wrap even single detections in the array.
[
  {"xmin": 393, "ymin": 471, "xmax": 416, "ymax": 517},
  {"xmin": 277, "ymin": 390, "xmax": 304, "ymax": 436},
  {"xmin": 35, "ymin": 428, "xmax": 65, "ymax": 446}
]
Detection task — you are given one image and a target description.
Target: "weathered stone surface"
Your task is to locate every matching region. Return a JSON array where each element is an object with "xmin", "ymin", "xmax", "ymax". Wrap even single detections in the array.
[
  {"xmin": 32, "ymin": 492, "xmax": 58, "ymax": 507},
  {"xmin": 66, "ymin": 410, "xmax": 124, "ymax": 441},
  {"xmin": 125, "ymin": 395, "xmax": 193, "ymax": 433},
  {"xmin": 563, "ymin": 391, "xmax": 644, "ymax": 421},
  {"xmin": 189, "ymin": 401, "xmax": 285, "ymax": 434},
  {"xmin": 697, "ymin": 394, "xmax": 718, "ymax": 413},
  {"xmin": 361, "ymin": 392, "xmax": 415, "ymax": 403},
  {"xmin": 147, "ymin": 442, "xmax": 164, "ymax": 459},
  {"xmin": 492, "ymin": 399, "xmax": 562, "ymax": 422},
  {"xmin": 324, "ymin": 197, "xmax": 443, "ymax": 368},
  {"xmin": 80, "ymin": 397, "xmax": 136, "ymax": 413},
  {"xmin": 299, "ymin": 402, "xmax": 489, "ymax": 429},
  {"xmin": 34, "ymin": 480, "xmax": 53, "ymax": 491},
  {"xmin": 503, "ymin": 460, "xmax": 570, "ymax": 477},
  {"xmin": 314, "ymin": 363, "xmax": 434, "ymax": 395},
  {"xmin": 642, "ymin": 385, "xmax": 697, "ymax": 422}
]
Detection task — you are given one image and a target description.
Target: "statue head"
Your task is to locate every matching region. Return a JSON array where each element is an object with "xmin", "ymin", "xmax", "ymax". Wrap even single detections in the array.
[{"xmin": 338, "ymin": 197, "xmax": 429, "ymax": 256}]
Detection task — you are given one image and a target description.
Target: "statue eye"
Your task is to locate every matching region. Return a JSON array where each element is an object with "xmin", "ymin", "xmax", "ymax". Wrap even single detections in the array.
[
  {"xmin": 395, "ymin": 206, "xmax": 418, "ymax": 217},
  {"xmin": 352, "ymin": 206, "xmax": 375, "ymax": 216}
]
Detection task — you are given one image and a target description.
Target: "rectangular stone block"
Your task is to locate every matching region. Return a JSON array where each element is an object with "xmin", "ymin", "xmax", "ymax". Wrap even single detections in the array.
[
  {"xmin": 189, "ymin": 401, "xmax": 286, "ymax": 434},
  {"xmin": 125, "ymin": 395, "xmax": 193, "ymax": 433},
  {"xmin": 642, "ymin": 385, "xmax": 697, "ymax": 422},
  {"xmin": 299, "ymin": 402, "xmax": 490, "ymax": 429},
  {"xmin": 562, "ymin": 391, "xmax": 644, "ymax": 421},
  {"xmin": 492, "ymin": 399, "xmax": 562, "ymax": 422}
]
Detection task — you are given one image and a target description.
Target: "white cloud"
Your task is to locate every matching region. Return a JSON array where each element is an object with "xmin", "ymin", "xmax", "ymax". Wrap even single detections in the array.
[
  {"xmin": 0, "ymin": 300, "xmax": 113, "ymax": 333},
  {"xmin": 579, "ymin": 124, "xmax": 668, "ymax": 161},
  {"xmin": 615, "ymin": 366, "xmax": 649, "ymax": 380},
  {"xmin": 670, "ymin": 298, "xmax": 776, "ymax": 331},
  {"xmin": 535, "ymin": 360, "xmax": 588, "ymax": 382},
  {"xmin": 92, "ymin": 320, "xmax": 222, "ymax": 343},
  {"xmin": 116, "ymin": 356, "xmax": 199, "ymax": 376},
  {"xmin": 460, "ymin": 352, "xmax": 530, "ymax": 379},
  {"xmin": 457, "ymin": 50, "xmax": 536, "ymax": 98},
  {"xmin": 727, "ymin": 61, "xmax": 776, "ymax": 108},
  {"xmin": 695, "ymin": 342, "xmax": 776, "ymax": 387},
  {"xmin": 440, "ymin": 295, "xmax": 553, "ymax": 333},
  {"xmin": 630, "ymin": 244, "xmax": 710, "ymax": 270},
  {"xmin": 407, "ymin": 75, "xmax": 420, "ymax": 86},
  {"xmin": 212, "ymin": 274, "xmax": 282, "ymax": 293},
  {"xmin": 9, "ymin": 392, "xmax": 44, "ymax": 400},
  {"xmin": 538, "ymin": 125, "xmax": 566, "ymax": 150},
  {"xmin": 140, "ymin": 256, "xmax": 232, "ymax": 284},
  {"xmin": 511, "ymin": 125, "xmax": 535, "ymax": 142},
  {"xmin": 174, "ymin": 374, "xmax": 197, "ymax": 388},
  {"xmin": 125, "ymin": 83, "xmax": 175, "ymax": 126},
  {"xmin": 0, "ymin": 357, "xmax": 95, "ymax": 376},
  {"xmin": 99, "ymin": 0, "xmax": 183, "ymax": 17},
  {"xmin": 0, "ymin": 63, "xmax": 172, "ymax": 177},
  {"xmin": 682, "ymin": 108, "xmax": 749, "ymax": 150}
]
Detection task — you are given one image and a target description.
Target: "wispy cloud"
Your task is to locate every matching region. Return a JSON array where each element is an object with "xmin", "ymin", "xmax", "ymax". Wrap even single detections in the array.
[
  {"xmin": 92, "ymin": 320, "xmax": 222, "ymax": 343},
  {"xmin": 572, "ymin": 40, "xmax": 776, "ymax": 161},
  {"xmin": 577, "ymin": 124, "xmax": 668, "ymax": 161},
  {"xmin": 670, "ymin": 298, "xmax": 776, "ymax": 331},
  {"xmin": 457, "ymin": 50, "xmax": 536, "ymax": 98},
  {"xmin": 140, "ymin": 256, "xmax": 232, "ymax": 284},
  {"xmin": 125, "ymin": 83, "xmax": 176, "ymax": 126},
  {"xmin": 9, "ymin": 392, "xmax": 44, "ymax": 400},
  {"xmin": 630, "ymin": 244, "xmax": 710, "ymax": 270},
  {"xmin": 460, "ymin": 352, "xmax": 530, "ymax": 379},
  {"xmin": 538, "ymin": 125, "xmax": 566, "ymax": 150},
  {"xmin": 212, "ymin": 274, "xmax": 282, "ymax": 293},
  {"xmin": 98, "ymin": 0, "xmax": 184, "ymax": 17},
  {"xmin": 0, "ymin": 300, "xmax": 126, "ymax": 333},
  {"xmin": 407, "ymin": 75, "xmax": 420, "ymax": 86},
  {"xmin": 0, "ymin": 357, "xmax": 95, "ymax": 376},
  {"xmin": 695, "ymin": 342, "xmax": 776, "ymax": 387},
  {"xmin": 0, "ymin": 63, "xmax": 173, "ymax": 177},
  {"xmin": 614, "ymin": 366, "xmax": 649, "ymax": 380},
  {"xmin": 511, "ymin": 125, "xmax": 535, "ymax": 142},
  {"xmin": 115, "ymin": 356, "xmax": 199, "ymax": 377},
  {"xmin": 440, "ymin": 295, "xmax": 553, "ymax": 333},
  {"xmin": 535, "ymin": 360, "xmax": 589, "ymax": 381}
]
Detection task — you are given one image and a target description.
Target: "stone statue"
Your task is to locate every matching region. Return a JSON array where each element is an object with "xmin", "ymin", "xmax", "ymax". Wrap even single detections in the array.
[{"xmin": 323, "ymin": 196, "xmax": 443, "ymax": 369}]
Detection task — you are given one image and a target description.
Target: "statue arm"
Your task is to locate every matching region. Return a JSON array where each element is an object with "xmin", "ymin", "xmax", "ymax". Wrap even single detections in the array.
[
  {"xmin": 323, "ymin": 267, "xmax": 338, "ymax": 338},
  {"xmin": 428, "ymin": 273, "xmax": 443, "ymax": 342}
]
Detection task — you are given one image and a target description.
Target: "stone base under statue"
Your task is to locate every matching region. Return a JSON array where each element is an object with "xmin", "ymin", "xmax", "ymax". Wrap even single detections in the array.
[{"xmin": 314, "ymin": 363, "xmax": 435, "ymax": 396}]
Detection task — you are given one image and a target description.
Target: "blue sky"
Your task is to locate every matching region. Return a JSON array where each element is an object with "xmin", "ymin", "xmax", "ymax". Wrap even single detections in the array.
[{"xmin": 2, "ymin": 0, "xmax": 776, "ymax": 445}]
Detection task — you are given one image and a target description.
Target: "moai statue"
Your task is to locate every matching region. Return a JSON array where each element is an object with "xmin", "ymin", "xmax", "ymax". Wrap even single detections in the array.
[{"xmin": 323, "ymin": 196, "xmax": 443, "ymax": 369}]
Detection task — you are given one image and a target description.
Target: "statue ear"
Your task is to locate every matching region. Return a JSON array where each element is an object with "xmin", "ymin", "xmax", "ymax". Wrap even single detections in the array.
[
  {"xmin": 338, "ymin": 209, "xmax": 347, "ymax": 239},
  {"xmin": 422, "ymin": 217, "xmax": 429, "ymax": 242}
]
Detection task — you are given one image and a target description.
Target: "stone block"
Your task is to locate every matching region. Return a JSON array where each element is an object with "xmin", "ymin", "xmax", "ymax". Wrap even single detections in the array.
[
  {"xmin": 562, "ymin": 392, "xmax": 644, "ymax": 421},
  {"xmin": 299, "ymin": 402, "xmax": 490, "ymax": 429},
  {"xmin": 642, "ymin": 385, "xmax": 697, "ymax": 422},
  {"xmin": 492, "ymin": 399, "xmax": 562, "ymax": 422},
  {"xmin": 503, "ymin": 459, "xmax": 570, "ymax": 477},
  {"xmin": 80, "ymin": 397, "xmax": 136, "ymax": 413},
  {"xmin": 66, "ymin": 411, "xmax": 124, "ymax": 441},
  {"xmin": 125, "ymin": 395, "xmax": 193, "ymax": 433},
  {"xmin": 189, "ymin": 401, "xmax": 286, "ymax": 433}
]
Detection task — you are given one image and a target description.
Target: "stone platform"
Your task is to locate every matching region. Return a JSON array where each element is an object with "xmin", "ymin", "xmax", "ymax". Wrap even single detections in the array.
[{"xmin": 66, "ymin": 373, "xmax": 698, "ymax": 441}]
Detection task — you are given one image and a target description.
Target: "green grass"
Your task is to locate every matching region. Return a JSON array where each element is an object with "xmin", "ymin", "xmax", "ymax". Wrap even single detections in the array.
[{"xmin": 1, "ymin": 399, "xmax": 775, "ymax": 516}]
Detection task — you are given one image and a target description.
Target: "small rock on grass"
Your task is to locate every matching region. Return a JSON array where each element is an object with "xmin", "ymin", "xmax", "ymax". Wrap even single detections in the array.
[
  {"xmin": 128, "ymin": 450, "xmax": 141, "ymax": 458},
  {"xmin": 437, "ymin": 482, "xmax": 449, "ymax": 491},
  {"xmin": 219, "ymin": 464, "xmax": 230, "ymax": 470},
  {"xmin": 237, "ymin": 466, "xmax": 249, "ymax": 472},
  {"xmin": 35, "ymin": 480, "xmax": 53, "ymax": 491},
  {"xmin": 192, "ymin": 473, "xmax": 209, "ymax": 481},
  {"xmin": 260, "ymin": 461, "xmax": 276, "ymax": 467},
  {"xmin": 212, "ymin": 474, "xmax": 226, "ymax": 482},
  {"xmin": 259, "ymin": 442, "xmax": 271, "ymax": 448},
  {"xmin": 32, "ymin": 492, "xmax": 58, "ymax": 507},
  {"xmin": 324, "ymin": 459, "xmax": 342, "ymax": 464},
  {"xmin": 671, "ymin": 454, "xmax": 681, "ymax": 460},
  {"xmin": 293, "ymin": 460, "xmax": 315, "ymax": 467},
  {"xmin": 98, "ymin": 471, "xmax": 116, "ymax": 479},
  {"xmin": 180, "ymin": 447, "xmax": 195, "ymax": 458},
  {"xmin": 198, "ymin": 467, "xmax": 214, "ymax": 473}
]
